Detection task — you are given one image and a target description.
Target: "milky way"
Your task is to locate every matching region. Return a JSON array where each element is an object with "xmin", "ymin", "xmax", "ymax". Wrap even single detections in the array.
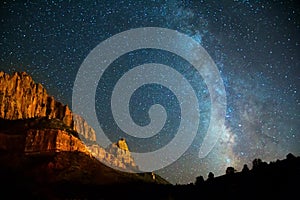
[{"xmin": 1, "ymin": 0, "xmax": 299, "ymax": 184}]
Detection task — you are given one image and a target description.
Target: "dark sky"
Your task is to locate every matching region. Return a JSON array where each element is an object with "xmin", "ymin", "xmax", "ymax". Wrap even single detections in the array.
[{"xmin": 1, "ymin": 0, "xmax": 299, "ymax": 184}]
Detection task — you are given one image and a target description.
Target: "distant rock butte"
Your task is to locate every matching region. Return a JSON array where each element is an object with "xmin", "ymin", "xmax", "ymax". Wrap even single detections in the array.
[
  {"xmin": 117, "ymin": 138, "xmax": 129, "ymax": 151},
  {"xmin": 0, "ymin": 71, "xmax": 138, "ymax": 172},
  {"xmin": 106, "ymin": 138, "xmax": 139, "ymax": 171}
]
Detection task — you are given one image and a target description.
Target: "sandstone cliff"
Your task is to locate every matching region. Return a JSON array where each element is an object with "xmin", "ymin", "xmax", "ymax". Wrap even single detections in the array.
[
  {"xmin": 0, "ymin": 71, "xmax": 138, "ymax": 172},
  {"xmin": 25, "ymin": 129, "xmax": 90, "ymax": 154},
  {"xmin": 0, "ymin": 71, "xmax": 97, "ymax": 143},
  {"xmin": 72, "ymin": 113, "xmax": 97, "ymax": 143},
  {"xmin": 0, "ymin": 117, "xmax": 90, "ymax": 155},
  {"xmin": 0, "ymin": 129, "xmax": 90, "ymax": 155},
  {"xmin": 0, "ymin": 71, "xmax": 73, "ymax": 127}
]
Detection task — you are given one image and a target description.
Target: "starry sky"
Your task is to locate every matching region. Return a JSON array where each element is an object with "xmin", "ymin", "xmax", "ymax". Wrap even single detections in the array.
[{"xmin": 1, "ymin": 0, "xmax": 299, "ymax": 184}]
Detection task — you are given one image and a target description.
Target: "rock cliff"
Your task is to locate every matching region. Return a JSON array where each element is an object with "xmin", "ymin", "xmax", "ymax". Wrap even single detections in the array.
[
  {"xmin": 25, "ymin": 129, "xmax": 89, "ymax": 154},
  {"xmin": 106, "ymin": 138, "xmax": 139, "ymax": 171},
  {"xmin": 0, "ymin": 71, "xmax": 73, "ymax": 127},
  {"xmin": 0, "ymin": 71, "xmax": 138, "ymax": 172},
  {"xmin": 0, "ymin": 129, "xmax": 90, "ymax": 155},
  {"xmin": 0, "ymin": 71, "xmax": 98, "ymax": 144},
  {"xmin": 72, "ymin": 113, "xmax": 97, "ymax": 143},
  {"xmin": 0, "ymin": 117, "xmax": 90, "ymax": 155}
]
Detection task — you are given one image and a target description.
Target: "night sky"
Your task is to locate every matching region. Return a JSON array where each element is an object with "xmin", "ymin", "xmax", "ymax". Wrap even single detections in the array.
[{"xmin": 1, "ymin": 0, "xmax": 299, "ymax": 184}]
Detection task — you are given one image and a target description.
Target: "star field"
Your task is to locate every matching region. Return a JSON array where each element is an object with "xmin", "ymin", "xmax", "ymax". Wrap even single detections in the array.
[{"xmin": 1, "ymin": 0, "xmax": 299, "ymax": 184}]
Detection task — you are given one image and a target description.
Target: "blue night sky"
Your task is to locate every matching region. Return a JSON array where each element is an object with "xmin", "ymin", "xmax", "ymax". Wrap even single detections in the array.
[{"xmin": 1, "ymin": 0, "xmax": 299, "ymax": 184}]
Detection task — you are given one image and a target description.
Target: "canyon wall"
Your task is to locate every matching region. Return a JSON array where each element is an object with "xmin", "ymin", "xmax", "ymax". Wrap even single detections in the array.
[
  {"xmin": 0, "ymin": 71, "xmax": 139, "ymax": 172},
  {"xmin": 0, "ymin": 71, "xmax": 73, "ymax": 127}
]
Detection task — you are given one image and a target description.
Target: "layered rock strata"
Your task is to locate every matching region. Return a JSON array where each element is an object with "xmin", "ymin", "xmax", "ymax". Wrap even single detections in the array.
[
  {"xmin": 0, "ymin": 71, "xmax": 73, "ymax": 127},
  {"xmin": 0, "ymin": 71, "xmax": 138, "ymax": 172}
]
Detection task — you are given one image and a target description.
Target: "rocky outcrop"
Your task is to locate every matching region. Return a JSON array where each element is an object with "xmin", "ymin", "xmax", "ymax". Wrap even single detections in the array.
[
  {"xmin": 0, "ymin": 128, "xmax": 90, "ymax": 156},
  {"xmin": 72, "ymin": 113, "xmax": 96, "ymax": 143},
  {"xmin": 0, "ymin": 71, "xmax": 96, "ymax": 143},
  {"xmin": 116, "ymin": 138, "xmax": 129, "ymax": 151},
  {"xmin": 0, "ymin": 71, "xmax": 96, "ymax": 142},
  {"xmin": 88, "ymin": 144, "xmax": 127, "ymax": 170},
  {"xmin": 84, "ymin": 138, "xmax": 138, "ymax": 172},
  {"xmin": 106, "ymin": 138, "xmax": 138, "ymax": 171},
  {"xmin": 0, "ymin": 71, "xmax": 139, "ymax": 172},
  {"xmin": 72, "ymin": 115, "xmax": 138, "ymax": 171},
  {"xmin": 0, "ymin": 71, "xmax": 73, "ymax": 127},
  {"xmin": 25, "ymin": 129, "xmax": 90, "ymax": 155}
]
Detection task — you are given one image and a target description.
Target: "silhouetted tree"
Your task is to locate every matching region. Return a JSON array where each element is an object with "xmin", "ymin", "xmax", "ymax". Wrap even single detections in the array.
[
  {"xmin": 207, "ymin": 172, "xmax": 214, "ymax": 180},
  {"xmin": 242, "ymin": 164, "xmax": 249, "ymax": 173},
  {"xmin": 252, "ymin": 158, "xmax": 262, "ymax": 170},
  {"xmin": 225, "ymin": 166, "xmax": 236, "ymax": 175},
  {"xmin": 252, "ymin": 158, "xmax": 268, "ymax": 170},
  {"xmin": 286, "ymin": 153, "xmax": 296, "ymax": 160},
  {"xmin": 195, "ymin": 175, "xmax": 204, "ymax": 186}
]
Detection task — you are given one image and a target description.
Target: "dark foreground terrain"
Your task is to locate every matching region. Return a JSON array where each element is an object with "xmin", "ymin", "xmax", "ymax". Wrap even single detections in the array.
[{"xmin": 1, "ymin": 151, "xmax": 299, "ymax": 200}]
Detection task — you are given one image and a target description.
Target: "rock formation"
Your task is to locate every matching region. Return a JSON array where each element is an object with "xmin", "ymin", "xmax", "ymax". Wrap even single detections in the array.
[
  {"xmin": 0, "ymin": 71, "xmax": 138, "ymax": 172},
  {"xmin": 0, "ymin": 129, "xmax": 90, "ymax": 155},
  {"xmin": 117, "ymin": 138, "xmax": 129, "ymax": 151},
  {"xmin": 25, "ymin": 129, "xmax": 89, "ymax": 154},
  {"xmin": 0, "ymin": 71, "xmax": 100, "ymax": 144},
  {"xmin": 0, "ymin": 117, "xmax": 90, "ymax": 155},
  {"xmin": 0, "ymin": 71, "xmax": 73, "ymax": 127},
  {"xmin": 106, "ymin": 138, "xmax": 139, "ymax": 171},
  {"xmin": 72, "ymin": 113, "xmax": 97, "ymax": 143}
]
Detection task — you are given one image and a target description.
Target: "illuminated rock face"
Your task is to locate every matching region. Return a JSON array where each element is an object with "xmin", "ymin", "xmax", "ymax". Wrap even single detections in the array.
[
  {"xmin": 0, "ymin": 129, "xmax": 90, "ymax": 155},
  {"xmin": 117, "ymin": 138, "xmax": 129, "ymax": 151},
  {"xmin": 72, "ymin": 113, "xmax": 97, "ymax": 142},
  {"xmin": 106, "ymin": 138, "xmax": 139, "ymax": 172},
  {"xmin": 0, "ymin": 71, "xmax": 73, "ymax": 127},
  {"xmin": 0, "ymin": 71, "xmax": 139, "ymax": 172},
  {"xmin": 88, "ymin": 144, "xmax": 128, "ymax": 170},
  {"xmin": 24, "ymin": 129, "xmax": 90, "ymax": 154},
  {"xmin": 0, "ymin": 71, "xmax": 97, "ymax": 144}
]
